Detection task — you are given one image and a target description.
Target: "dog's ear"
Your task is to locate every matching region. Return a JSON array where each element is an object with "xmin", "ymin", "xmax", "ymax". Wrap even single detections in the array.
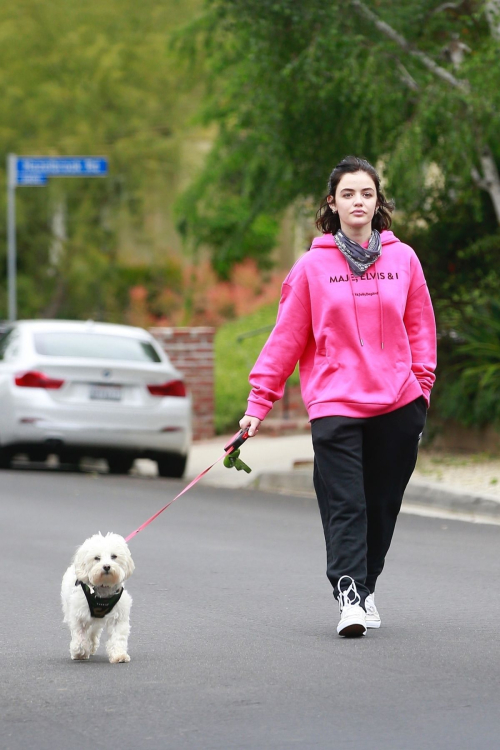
[
  {"xmin": 73, "ymin": 544, "xmax": 88, "ymax": 582},
  {"xmin": 123, "ymin": 546, "xmax": 135, "ymax": 578}
]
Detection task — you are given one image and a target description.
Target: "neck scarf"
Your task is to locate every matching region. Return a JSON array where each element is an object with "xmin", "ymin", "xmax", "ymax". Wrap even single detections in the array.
[{"xmin": 334, "ymin": 228, "xmax": 382, "ymax": 276}]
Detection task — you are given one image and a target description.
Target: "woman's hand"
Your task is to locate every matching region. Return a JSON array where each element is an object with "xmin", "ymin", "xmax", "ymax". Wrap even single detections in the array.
[{"xmin": 239, "ymin": 415, "xmax": 261, "ymax": 437}]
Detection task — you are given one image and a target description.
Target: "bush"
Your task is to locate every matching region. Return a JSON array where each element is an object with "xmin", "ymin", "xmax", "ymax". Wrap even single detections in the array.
[
  {"xmin": 125, "ymin": 257, "xmax": 284, "ymax": 329},
  {"xmin": 433, "ymin": 298, "xmax": 500, "ymax": 428},
  {"xmin": 214, "ymin": 302, "xmax": 300, "ymax": 434}
]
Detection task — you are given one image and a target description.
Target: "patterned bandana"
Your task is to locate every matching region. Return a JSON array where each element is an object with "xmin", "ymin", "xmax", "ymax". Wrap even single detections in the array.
[{"xmin": 334, "ymin": 228, "xmax": 382, "ymax": 276}]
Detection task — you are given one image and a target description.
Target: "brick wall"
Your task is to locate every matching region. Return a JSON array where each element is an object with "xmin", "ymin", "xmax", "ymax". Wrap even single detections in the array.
[
  {"xmin": 150, "ymin": 327, "xmax": 215, "ymax": 441},
  {"xmin": 272, "ymin": 384, "xmax": 308, "ymax": 420}
]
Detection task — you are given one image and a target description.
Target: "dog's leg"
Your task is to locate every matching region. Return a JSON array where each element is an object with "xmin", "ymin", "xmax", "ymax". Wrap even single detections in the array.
[
  {"xmin": 89, "ymin": 622, "xmax": 103, "ymax": 655},
  {"xmin": 69, "ymin": 623, "xmax": 92, "ymax": 660},
  {"xmin": 106, "ymin": 618, "xmax": 131, "ymax": 663},
  {"xmin": 106, "ymin": 594, "xmax": 132, "ymax": 663}
]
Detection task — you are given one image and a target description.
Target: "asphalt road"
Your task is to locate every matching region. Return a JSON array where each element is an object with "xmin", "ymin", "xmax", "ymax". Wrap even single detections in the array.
[{"xmin": 1, "ymin": 466, "xmax": 500, "ymax": 750}]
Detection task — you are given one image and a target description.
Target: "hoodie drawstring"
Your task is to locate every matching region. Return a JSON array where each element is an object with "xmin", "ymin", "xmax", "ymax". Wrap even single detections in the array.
[
  {"xmin": 375, "ymin": 272, "xmax": 385, "ymax": 350},
  {"xmin": 347, "ymin": 267, "xmax": 364, "ymax": 347},
  {"xmin": 346, "ymin": 260, "xmax": 384, "ymax": 350}
]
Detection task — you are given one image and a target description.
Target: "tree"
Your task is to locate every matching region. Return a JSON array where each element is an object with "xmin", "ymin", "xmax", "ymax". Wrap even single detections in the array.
[
  {"xmin": 177, "ymin": 0, "xmax": 500, "ymax": 281},
  {"xmin": 351, "ymin": 0, "xmax": 500, "ymax": 222},
  {"xmin": 0, "ymin": 0, "xmax": 202, "ymax": 320}
]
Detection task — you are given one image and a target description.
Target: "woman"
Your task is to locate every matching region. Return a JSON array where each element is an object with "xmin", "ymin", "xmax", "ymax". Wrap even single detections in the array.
[{"xmin": 239, "ymin": 155, "xmax": 436, "ymax": 637}]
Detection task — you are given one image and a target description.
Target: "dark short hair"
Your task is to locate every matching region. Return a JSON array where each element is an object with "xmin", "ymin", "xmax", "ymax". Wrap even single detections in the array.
[{"xmin": 315, "ymin": 156, "xmax": 394, "ymax": 234}]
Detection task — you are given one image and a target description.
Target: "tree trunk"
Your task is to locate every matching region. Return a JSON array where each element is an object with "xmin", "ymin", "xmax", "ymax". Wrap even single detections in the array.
[
  {"xmin": 478, "ymin": 146, "xmax": 500, "ymax": 223},
  {"xmin": 485, "ymin": 0, "xmax": 500, "ymax": 41},
  {"xmin": 49, "ymin": 198, "xmax": 67, "ymax": 269},
  {"xmin": 350, "ymin": 0, "xmax": 500, "ymax": 225}
]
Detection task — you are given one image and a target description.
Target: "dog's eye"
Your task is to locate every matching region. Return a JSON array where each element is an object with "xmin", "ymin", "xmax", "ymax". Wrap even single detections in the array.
[
  {"xmin": 111, "ymin": 554, "xmax": 117, "ymax": 560},
  {"xmin": 94, "ymin": 556, "xmax": 101, "ymax": 561}
]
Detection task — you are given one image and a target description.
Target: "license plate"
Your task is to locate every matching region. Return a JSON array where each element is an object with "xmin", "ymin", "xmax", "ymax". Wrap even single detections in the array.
[{"xmin": 89, "ymin": 383, "xmax": 122, "ymax": 401}]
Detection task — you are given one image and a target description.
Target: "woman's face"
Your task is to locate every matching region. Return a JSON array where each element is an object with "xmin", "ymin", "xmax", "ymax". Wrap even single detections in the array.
[{"xmin": 328, "ymin": 171, "xmax": 378, "ymax": 234}]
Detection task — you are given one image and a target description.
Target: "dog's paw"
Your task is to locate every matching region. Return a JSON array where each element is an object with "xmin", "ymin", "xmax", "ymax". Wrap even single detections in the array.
[
  {"xmin": 71, "ymin": 651, "xmax": 90, "ymax": 660},
  {"xmin": 109, "ymin": 652, "xmax": 130, "ymax": 664},
  {"xmin": 70, "ymin": 640, "xmax": 91, "ymax": 660}
]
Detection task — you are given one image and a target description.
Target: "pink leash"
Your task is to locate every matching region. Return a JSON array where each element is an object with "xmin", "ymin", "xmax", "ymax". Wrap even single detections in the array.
[{"xmin": 124, "ymin": 429, "xmax": 249, "ymax": 543}]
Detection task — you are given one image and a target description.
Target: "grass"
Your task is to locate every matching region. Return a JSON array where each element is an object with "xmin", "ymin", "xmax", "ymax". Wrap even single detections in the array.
[{"xmin": 214, "ymin": 301, "xmax": 300, "ymax": 434}]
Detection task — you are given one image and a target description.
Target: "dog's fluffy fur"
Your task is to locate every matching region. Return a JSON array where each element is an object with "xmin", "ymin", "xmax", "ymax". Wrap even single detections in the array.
[{"xmin": 61, "ymin": 532, "xmax": 135, "ymax": 663}]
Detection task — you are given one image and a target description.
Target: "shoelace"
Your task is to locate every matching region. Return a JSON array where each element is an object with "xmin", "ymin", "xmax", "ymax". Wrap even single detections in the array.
[{"xmin": 337, "ymin": 575, "xmax": 361, "ymax": 613}]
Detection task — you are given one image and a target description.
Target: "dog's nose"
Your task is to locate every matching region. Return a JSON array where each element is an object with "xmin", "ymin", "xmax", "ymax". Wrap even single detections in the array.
[{"xmin": 103, "ymin": 565, "xmax": 111, "ymax": 573}]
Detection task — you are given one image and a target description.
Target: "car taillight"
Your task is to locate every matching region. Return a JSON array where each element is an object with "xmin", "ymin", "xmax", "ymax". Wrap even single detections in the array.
[
  {"xmin": 147, "ymin": 380, "xmax": 186, "ymax": 397},
  {"xmin": 15, "ymin": 371, "xmax": 65, "ymax": 389}
]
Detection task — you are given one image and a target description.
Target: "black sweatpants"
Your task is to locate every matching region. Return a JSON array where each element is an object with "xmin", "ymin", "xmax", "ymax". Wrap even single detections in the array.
[{"xmin": 311, "ymin": 396, "xmax": 427, "ymax": 608}]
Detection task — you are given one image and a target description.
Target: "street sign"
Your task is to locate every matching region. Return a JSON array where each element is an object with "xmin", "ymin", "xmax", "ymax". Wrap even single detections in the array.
[
  {"xmin": 13, "ymin": 156, "xmax": 108, "ymax": 186},
  {"xmin": 6, "ymin": 154, "xmax": 109, "ymax": 320}
]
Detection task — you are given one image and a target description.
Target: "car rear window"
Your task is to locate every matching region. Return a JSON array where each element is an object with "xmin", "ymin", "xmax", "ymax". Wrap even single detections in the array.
[{"xmin": 33, "ymin": 332, "xmax": 162, "ymax": 363}]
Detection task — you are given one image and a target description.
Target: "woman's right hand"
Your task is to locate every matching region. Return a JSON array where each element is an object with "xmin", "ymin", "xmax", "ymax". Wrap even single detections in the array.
[{"xmin": 239, "ymin": 415, "xmax": 261, "ymax": 437}]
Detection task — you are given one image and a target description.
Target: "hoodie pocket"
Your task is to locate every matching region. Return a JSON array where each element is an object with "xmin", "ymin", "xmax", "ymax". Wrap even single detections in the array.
[{"xmin": 306, "ymin": 344, "xmax": 410, "ymax": 407}]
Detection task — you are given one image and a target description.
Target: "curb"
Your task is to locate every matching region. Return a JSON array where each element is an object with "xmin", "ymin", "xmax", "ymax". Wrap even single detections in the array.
[{"xmin": 250, "ymin": 469, "xmax": 500, "ymax": 523}]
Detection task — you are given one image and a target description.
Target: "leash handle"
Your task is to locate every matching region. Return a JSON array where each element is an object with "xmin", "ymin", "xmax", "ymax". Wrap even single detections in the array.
[{"xmin": 223, "ymin": 428, "xmax": 249, "ymax": 454}]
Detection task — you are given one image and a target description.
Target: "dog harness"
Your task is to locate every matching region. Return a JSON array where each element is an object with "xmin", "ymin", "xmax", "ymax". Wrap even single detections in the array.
[{"xmin": 76, "ymin": 581, "xmax": 124, "ymax": 618}]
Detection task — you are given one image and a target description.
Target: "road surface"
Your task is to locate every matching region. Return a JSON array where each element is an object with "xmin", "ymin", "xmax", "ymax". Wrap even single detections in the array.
[{"xmin": 1, "ymin": 467, "xmax": 499, "ymax": 749}]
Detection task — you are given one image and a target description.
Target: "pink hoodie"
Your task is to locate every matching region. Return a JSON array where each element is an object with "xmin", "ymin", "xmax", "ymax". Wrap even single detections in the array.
[{"xmin": 246, "ymin": 230, "xmax": 436, "ymax": 421}]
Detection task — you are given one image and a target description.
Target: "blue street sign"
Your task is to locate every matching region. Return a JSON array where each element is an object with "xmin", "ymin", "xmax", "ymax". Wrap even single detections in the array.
[
  {"xmin": 16, "ymin": 173, "xmax": 48, "ymax": 186},
  {"xmin": 6, "ymin": 153, "xmax": 109, "ymax": 321},
  {"xmin": 15, "ymin": 156, "xmax": 108, "ymax": 186}
]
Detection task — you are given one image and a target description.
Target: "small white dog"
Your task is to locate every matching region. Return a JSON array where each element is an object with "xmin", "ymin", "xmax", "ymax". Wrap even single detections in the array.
[{"xmin": 61, "ymin": 532, "xmax": 135, "ymax": 663}]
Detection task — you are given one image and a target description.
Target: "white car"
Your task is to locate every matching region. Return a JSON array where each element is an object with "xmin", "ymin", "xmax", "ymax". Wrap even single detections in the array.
[{"xmin": 0, "ymin": 320, "xmax": 192, "ymax": 476}]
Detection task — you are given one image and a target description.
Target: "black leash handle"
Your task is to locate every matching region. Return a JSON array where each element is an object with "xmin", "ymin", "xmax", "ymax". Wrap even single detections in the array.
[{"xmin": 223, "ymin": 428, "xmax": 250, "ymax": 454}]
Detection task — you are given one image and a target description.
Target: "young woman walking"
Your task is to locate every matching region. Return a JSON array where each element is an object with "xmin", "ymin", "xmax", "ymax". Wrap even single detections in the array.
[{"xmin": 239, "ymin": 156, "xmax": 436, "ymax": 637}]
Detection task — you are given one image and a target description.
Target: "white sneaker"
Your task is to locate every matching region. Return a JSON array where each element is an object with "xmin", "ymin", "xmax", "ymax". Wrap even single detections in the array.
[
  {"xmin": 336, "ymin": 576, "xmax": 367, "ymax": 637},
  {"xmin": 365, "ymin": 593, "xmax": 381, "ymax": 629}
]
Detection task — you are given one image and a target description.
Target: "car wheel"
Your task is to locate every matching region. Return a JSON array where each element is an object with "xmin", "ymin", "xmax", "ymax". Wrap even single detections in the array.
[
  {"xmin": 107, "ymin": 455, "xmax": 135, "ymax": 475},
  {"xmin": 156, "ymin": 453, "xmax": 187, "ymax": 479},
  {"xmin": 0, "ymin": 448, "xmax": 11, "ymax": 469},
  {"xmin": 58, "ymin": 450, "xmax": 81, "ymax": 469}
]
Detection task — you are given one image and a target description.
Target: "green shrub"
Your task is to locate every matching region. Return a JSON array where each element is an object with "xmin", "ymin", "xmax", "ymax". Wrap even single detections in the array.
[
  {"xmin": 435, "ymin": 298, "xmax": 500, "ymax": 427},
  {"xmin": 214, "ymin": 301, "xmax": 299, "ymax": 434}
]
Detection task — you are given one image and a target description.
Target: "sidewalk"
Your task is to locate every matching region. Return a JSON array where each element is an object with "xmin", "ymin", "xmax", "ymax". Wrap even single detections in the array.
[{"xmin": 184, "ymin": 432, "xmax": 500, "ymax": 525}]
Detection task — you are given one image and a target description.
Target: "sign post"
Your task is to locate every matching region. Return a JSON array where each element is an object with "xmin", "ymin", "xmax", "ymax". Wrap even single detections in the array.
[
  {"xmin": 5, "ymin": 155, "xmax": 108, "ymax": 321},
  {"xmin": 7, "ymin": 155, "xmax": 17, "ymax": 323}
]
